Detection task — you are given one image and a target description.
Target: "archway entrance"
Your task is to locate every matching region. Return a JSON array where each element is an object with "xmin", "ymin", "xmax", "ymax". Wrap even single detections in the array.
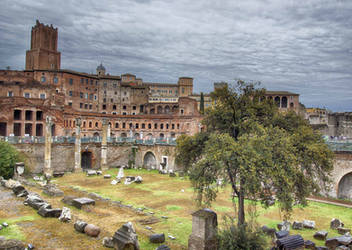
[
  {"xmin": 81, "ymin": 151, "xmax": 92, "ymax": 169},
  {"xmin": 338, "ymin": 172, "xmax": 352, "ymax": 200},
  {"xmin": 143, "ymin": 152, "xmax": 156, "ymax": 169}
]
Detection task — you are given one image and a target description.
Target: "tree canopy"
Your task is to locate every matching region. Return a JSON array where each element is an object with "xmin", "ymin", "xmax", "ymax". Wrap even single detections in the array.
[{"xmin": 176, "ymin": 81, "xmax": 333, "ymax": 225}]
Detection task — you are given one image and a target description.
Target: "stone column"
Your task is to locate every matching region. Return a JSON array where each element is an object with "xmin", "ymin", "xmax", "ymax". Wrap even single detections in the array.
[
  {"xmin": 188, "ymin": 208, "xmax": 218, "ymax": 250},
  {"xmin": 101, "ymin": 118, "xmax": 108, "ymax": 170},
  {"xmin": 44, "ymin": 116, "xmax": 52, "ymax": 175},
  {"xmin": 107, "ymin": 123, "xmax": 111, "ymax": 138},
  {"xmin": 74, "ymin": 118, "xmax": 82, "ymax": 172}
]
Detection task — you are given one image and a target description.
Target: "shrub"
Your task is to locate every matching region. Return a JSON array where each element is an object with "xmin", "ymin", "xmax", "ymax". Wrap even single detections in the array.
[
  {"xmin": 0, "ymin": 141, "xmax": 21, "ymax": 179},
  {"xmin": 217, "ymin": 217, "xmax": 267, "ymax": 250}
]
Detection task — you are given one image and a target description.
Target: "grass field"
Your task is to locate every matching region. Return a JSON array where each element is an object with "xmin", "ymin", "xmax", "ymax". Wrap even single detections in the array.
[{"xmin": 1, "ymin": 168, "xmax": 352, "ymax": 249}]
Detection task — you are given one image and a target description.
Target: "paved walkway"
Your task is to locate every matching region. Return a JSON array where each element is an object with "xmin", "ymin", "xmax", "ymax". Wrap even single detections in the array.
[{"xmin": 307, "ymin": 197, "xmax": 352, "ymax": 208}]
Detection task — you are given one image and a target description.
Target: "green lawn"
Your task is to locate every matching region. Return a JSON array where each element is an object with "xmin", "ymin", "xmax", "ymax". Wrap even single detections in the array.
[{"xmin": 52, "ymin": 168, "xmax": 352, "ymax": 249}]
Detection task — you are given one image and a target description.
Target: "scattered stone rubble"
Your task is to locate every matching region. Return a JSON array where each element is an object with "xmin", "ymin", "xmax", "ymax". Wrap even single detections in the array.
[{"xmin": 268, "ymin": 218, "xmax": 352, "ymax": 249}]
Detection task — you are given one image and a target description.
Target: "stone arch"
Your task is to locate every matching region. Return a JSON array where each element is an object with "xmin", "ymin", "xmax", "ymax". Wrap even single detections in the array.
[
  {"xmin": 159, "ymin": 133, "xmax": 164, "ymax": 138},
  {"xmin": 121, "ymin": 132, "xmax": 127, "ymax": 137},
  {"xmin": 165, "ymin": 105, "xmax": 170, "ymax": 114},
  {"xmin": 338, "ymin": 172, "xmax": 352, "ymax": 199},
  {"xmin": 146, "ymin": 133, "xmax": 153, "ymax": 139},
  {"xmin": 134, "ymin": 133, "xmax": 140, "ymax": 138},
  {"xmin": 157, "ymin": 106, "xmax": 163, "ymax": 114},
  {"xmin": 81, "ymin": 151, "xmax": 92, "ymax": 169},
  {"xmin": 93, "ymin": 132, "xmax": 99, "ymax": 137},
  {"xmin": 143, "ymin": 151, "xmax": 157, "ymax": 169}
]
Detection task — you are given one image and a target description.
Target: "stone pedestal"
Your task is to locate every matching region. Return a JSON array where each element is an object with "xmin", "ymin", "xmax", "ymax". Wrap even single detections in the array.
[
  {"xmin": 44, "ymin": 116, "xmax": 52, "ymax": 176},
  {"xmin": 74, "ymin": 118, "xmax": 82, "ymax": 172},
  {"xmin": 188, "ymin": 208, "xmax": 218, "ymax": 250},
  {"xmin": 101, "ymin": 119, "xmax": 108, "ymax": 171},
  {"xmin": 13, "ymin": 162, "xmax": 25, "ymax": 179}
]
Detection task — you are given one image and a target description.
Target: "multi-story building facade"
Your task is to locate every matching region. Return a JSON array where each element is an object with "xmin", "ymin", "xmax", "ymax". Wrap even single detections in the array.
[
  {"xmin": 0, "ymin": 20, "xmax": 302, "ymax": 139},
  {"xmin": 0, "ymin": 21, "xmax": 201, "ymax": 138}
]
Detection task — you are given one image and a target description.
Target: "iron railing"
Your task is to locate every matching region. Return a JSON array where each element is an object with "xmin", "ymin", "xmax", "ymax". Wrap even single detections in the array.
[{"xmin": 0, "ymin": 136, "xmax": 177, "ymax": 146}]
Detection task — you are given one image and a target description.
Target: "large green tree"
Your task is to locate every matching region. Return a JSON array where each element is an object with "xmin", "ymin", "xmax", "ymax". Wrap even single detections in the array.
[{"xmin": 176, "ymin": 81, "xmax": 333, "ymax": 225}]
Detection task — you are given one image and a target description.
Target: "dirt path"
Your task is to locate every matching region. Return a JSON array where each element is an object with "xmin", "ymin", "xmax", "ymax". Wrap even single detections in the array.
[{"xmin": 307, "ymin": 197, "xmax": 352, "ymax": 209}]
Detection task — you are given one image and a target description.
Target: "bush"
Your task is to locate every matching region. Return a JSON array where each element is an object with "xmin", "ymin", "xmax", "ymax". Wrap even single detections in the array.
[
  {"xmin": 0, "ymin": 141, "xmax": 21, "ymax": 179},
  {"xmin": 217, "ymin": 217, "xmax": 267, "ymax": 250}
]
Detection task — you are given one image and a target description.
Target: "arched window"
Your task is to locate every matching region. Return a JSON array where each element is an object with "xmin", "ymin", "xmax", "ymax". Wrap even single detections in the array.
[
  {"xmin": 150, "ymin": 108, "xmax": 155, "ymax": 114},
  {"xmin": 274, "ymin": 96, "xmax": 280, "ymax": 107},
  {"xmin": 160, "ymin": 124, "xmax": 164, "ymax": 129},
  {"xmin": 165, "ymin": 105, "xmax": 170, "ymax": 114},
  {"xmin": 115, "ymin": 123, "xmax": 119, "ymax": 128},
  {"xmin": 157, "ymin": 106, "xmax": 163, "ymax": 114},
  {"xmin": 89, "ymin": 121, "xmax": 92, "ymax": 128},
  {"xmin": 83, "ymin": 121, "xmax": 86, "ymax": 128},
  {"xmin": 159, "ymin": 133, "xmax": 164, "ymax": 138},
  {"xmin": 281, "ymin": 96, "xmax": 288, "ymax": 108},
  {"xmin": 95, "ymin": 122, "xmax": 99, "ymax": 128}
]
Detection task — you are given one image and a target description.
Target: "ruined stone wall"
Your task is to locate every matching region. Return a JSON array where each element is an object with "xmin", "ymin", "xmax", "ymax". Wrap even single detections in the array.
[
  {"xmin": 12, "ymin": 143, "xmax": 178, "ymax": 174},
  {"xmin": 325, "ymin": 152, "xmax": 352, "ymax": 198}
]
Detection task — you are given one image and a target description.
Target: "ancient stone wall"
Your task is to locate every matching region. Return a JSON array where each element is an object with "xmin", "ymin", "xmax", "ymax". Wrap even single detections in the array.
[{"xmin": 12, "ymin": 143, "xmax": 178, "ymax": 174}]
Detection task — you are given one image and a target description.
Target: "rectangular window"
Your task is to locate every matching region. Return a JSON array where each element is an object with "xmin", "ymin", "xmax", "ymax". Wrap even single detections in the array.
[
  {"xmin": 69, "ymin": 91, "xmax": 73, "ymax": 97},
  {"xmin": 14, "ymin": 110, "xmax": 21, "ymax": 120},
  {"xmin": 40, "ymin": 93, "xmax": 46, "ymax": 99},
  {"xmin": 69, "ymin": 78, "xmax": 73, "ymax": 85},
  {"xmin": 85, "ymin": 93, "xmax": 88, "ymax": 99},
  {"xmin": 89, "ymin": 104, "xmax": 92, "ymax": 109},
  {"xmin": 68, "ymin": 102, "xmax": 72, "ymax": 106},
  {"xmin": 80, "ymin": 103, "xmax": 83, "ymax": 108},
  {"xmin": 25, "ymin": 110, "xmax": 33, "ymax": 121},
  {"xmin": 8, "ymin": 91, "xmax": 13, "ymax": 97},
  {"xmin": 36, "ymin": 111, "xmax": 43, "ymax": 121},
  {"xmin": 24, "ymin": 93, "xmax": 30, "ymax": 98},
  {"xmin": 80, "ymin": 92, "xmax": 83, "ymax": 98},
  {"xmin": 84, "ymin": 104, "xmax": 88, "ymax": 109}
]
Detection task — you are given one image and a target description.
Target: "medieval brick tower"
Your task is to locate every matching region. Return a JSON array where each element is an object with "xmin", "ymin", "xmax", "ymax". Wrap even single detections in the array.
[{"xmin": 25, "ymin": 20, "xmax": 61, "ymax": 70}]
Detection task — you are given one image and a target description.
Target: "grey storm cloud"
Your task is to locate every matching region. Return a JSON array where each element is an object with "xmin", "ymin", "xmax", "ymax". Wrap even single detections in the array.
[{"xmin": 0, "ymin": 0, "xmax": 351, "ymax": 111}]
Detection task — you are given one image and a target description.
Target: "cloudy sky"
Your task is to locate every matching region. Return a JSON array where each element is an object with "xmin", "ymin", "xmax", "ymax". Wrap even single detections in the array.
[{"xmin": 0, "ymin": 0, "xmax": 351, "ymax": 111}]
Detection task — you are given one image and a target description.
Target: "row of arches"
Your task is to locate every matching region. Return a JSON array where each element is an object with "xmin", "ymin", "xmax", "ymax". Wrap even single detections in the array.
[{"xmin": 81, "ymin": 151, "xmax": 159, "ymax": 170}]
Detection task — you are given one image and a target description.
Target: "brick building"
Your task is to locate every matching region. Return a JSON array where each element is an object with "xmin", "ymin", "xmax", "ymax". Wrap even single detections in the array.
[
  {"xmin": 0, "ymin": 21, "xmax": 201, "ymax": 138},
  {"xmin": 0, "ymin": 20, "xmax": 301, "ymax": 139}
]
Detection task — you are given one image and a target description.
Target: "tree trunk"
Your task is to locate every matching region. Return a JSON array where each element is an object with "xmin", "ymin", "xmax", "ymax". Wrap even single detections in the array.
[{"xmin": 238, "ymin": 183, "xmax": 245, "ymax": 226}]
